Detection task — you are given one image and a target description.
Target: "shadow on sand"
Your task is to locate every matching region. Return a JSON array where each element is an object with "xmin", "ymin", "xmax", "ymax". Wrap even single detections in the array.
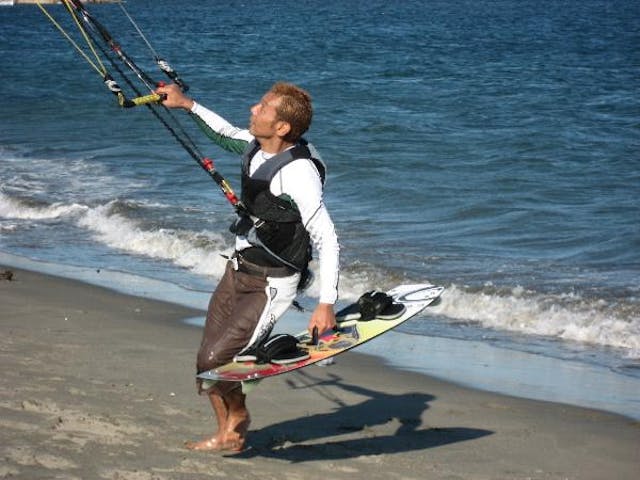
[{"xmin": 235, "ymin": 370, "xmax": 493, "ymax": 462}]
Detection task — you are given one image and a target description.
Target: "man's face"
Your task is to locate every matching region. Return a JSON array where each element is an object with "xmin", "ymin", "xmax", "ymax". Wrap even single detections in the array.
[{"xmin": 249, "ymin": 92, "xmax": 283, "ymax": 139}]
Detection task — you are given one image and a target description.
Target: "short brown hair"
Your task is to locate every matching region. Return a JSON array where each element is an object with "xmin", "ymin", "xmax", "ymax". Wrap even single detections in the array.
[{"xmin": 269, "ymin": 82, "xmax": 313, "ymax": 142}]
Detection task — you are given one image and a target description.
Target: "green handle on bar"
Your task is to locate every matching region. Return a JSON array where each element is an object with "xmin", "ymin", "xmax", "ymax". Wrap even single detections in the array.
[{"xmin": 121, "ymin": 93, "xmax": 164, "ymax": 108}]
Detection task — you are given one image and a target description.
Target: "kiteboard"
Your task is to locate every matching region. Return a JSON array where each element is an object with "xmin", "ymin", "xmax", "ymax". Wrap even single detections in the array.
[{"xmin": 197, "ymin": 283, "xmax": 444, "ymax": 383}]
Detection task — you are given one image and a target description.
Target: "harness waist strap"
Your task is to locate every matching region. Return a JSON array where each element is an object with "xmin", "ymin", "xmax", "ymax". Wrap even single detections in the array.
[{"xmin": 233, "ymin": 252, "xmax": 294, "ymax": 278}]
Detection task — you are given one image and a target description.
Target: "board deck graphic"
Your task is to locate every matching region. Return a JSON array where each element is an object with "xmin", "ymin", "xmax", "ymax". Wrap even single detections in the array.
[{"xmin": 197, "ymin": 283, "xmax": 444, "ymax": 382}]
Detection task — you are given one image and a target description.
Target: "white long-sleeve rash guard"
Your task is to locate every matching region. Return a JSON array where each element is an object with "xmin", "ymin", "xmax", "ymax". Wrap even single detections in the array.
[{"xmin": 191, "ymin": 102, "xmax": 340, "ymax": 304}]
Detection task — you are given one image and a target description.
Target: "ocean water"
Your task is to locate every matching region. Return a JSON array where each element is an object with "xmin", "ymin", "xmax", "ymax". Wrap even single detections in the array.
[{"xmin": 1, "ymin": 1, "xmax": 639, "ymax": 416}]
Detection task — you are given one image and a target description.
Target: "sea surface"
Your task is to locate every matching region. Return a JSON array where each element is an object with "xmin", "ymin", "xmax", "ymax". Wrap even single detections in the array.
[{"xmin": 1, "ymin": 1, "xmax": 639, "ymax": 418}]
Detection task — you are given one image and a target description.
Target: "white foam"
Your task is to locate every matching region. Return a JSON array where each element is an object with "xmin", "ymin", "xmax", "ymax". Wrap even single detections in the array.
[
  {"xmin": 0, "ymin": 191, "xmax": 88, "ymax": 220},
  {"xmin": 0, "ymin": 223, "xmax": 17, "ymax": 232},
  {"xmin": 432, "ymin": 284, "xmax": 640, "ymax": 357},
  {"xmin": 77, "ymin": 202, "xmax": 228, "ymax": 278},
  {"xmin": 0, "ymin": 192, "xmax": 228, "ymax": 279},
  {"xmin": 0, "ymin": 151, "xmax": 148, "ymax": 201}
]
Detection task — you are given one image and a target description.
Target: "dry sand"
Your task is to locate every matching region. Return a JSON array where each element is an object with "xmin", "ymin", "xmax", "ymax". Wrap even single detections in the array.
[{"xmin": 1, "ymin": 267, "xmax": 638, "ymax": 480}]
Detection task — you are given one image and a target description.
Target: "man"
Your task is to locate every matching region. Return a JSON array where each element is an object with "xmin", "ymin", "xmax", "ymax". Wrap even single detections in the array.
[{"xmin": 157, "ymin": 82, "xmax": 340, "ymax": 451}]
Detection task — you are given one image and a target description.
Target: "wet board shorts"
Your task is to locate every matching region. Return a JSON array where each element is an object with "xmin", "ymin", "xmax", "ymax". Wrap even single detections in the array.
[{"xmin": 196, "ymin": 260, "xmax": 299, "ymax": 394}]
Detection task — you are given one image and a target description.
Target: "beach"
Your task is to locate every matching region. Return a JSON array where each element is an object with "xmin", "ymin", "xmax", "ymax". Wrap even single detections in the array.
[{"xmin": 1, "ymin": 267, "xmax": 638, "ymax": 480}]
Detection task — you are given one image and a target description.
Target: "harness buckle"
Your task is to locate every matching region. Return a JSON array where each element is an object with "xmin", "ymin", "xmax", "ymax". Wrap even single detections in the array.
[{"xmin": 221, "ymin": 253, "xmax": 239, "ymax": 271}]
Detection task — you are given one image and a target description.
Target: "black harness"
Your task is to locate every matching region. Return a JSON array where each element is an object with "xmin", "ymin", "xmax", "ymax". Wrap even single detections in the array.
[{"xmin": 230, "ymin": 139, "xmax": 326, "ymax": 272}]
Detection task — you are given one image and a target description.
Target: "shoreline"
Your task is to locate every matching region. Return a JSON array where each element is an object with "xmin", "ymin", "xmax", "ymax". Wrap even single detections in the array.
[
  {"xmin": 3, "ymin": 251, "xmax": 639, "ymax": 421},
  {"xmin": 1, "ymin": 266, "xmax": 639, "ymax": 479}
]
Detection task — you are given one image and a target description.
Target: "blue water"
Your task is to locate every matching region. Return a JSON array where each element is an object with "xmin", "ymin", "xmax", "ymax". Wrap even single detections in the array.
[{"xmin": 1, "ymin": 1, "xmax": 639, "ymax": 416}]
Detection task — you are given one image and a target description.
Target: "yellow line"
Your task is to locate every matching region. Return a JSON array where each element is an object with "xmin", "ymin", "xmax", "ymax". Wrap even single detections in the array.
[
  {"xmin": 36, "ymin": 0, "xmax": 104, "ymax": 77},
  {"xmin": 61, "ymin": 0, "xmax": 107, "ymax": 75}
]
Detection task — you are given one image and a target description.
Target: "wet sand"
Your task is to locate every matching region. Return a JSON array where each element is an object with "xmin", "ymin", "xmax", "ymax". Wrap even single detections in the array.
[{"xmin": 1, "ymin": 267, "xmax": 638, "ymax": 479}]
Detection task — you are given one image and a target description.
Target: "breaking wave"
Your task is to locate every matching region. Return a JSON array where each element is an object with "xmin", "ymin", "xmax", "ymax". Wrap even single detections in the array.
[
  {"xmin": 1, "ymin": 191, "xmax": 638, "ymax": 359},
  {"xmin": 77, "ymin": 202, "xmax": 229, "ymax": 278},
  {"xmin": 430, "ymin": 284, "xmax": 640, "ymax": 358},
  {"xmin": 0, "ymin": 191, "xmax": 88, "ymax": 220}
]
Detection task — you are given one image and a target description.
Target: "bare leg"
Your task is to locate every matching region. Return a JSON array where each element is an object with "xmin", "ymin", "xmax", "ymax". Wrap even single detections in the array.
[
  {"xmin": 185, "ymin": 392, "xmax": 229, "ymax": 450},
  {"xmin": 220, "ymin": 386, "xmax": 251, "ymax": 451}
]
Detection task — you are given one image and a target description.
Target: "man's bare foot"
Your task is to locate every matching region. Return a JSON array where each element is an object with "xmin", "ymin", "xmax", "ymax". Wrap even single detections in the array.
[
  {"xmin": 185, "ymin": 434, "xmax": 248, "ymax": 452},
  {"xmin": 185, "ymin": 436, "xmax": 223, "ymax": 451},
  {"xmin": 185, "ymin": 415, "xmax": 250, "ymax": 452},
  {"xmin": 220, "ymin": 413, "xmax": 251, "ymax": 452}
]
